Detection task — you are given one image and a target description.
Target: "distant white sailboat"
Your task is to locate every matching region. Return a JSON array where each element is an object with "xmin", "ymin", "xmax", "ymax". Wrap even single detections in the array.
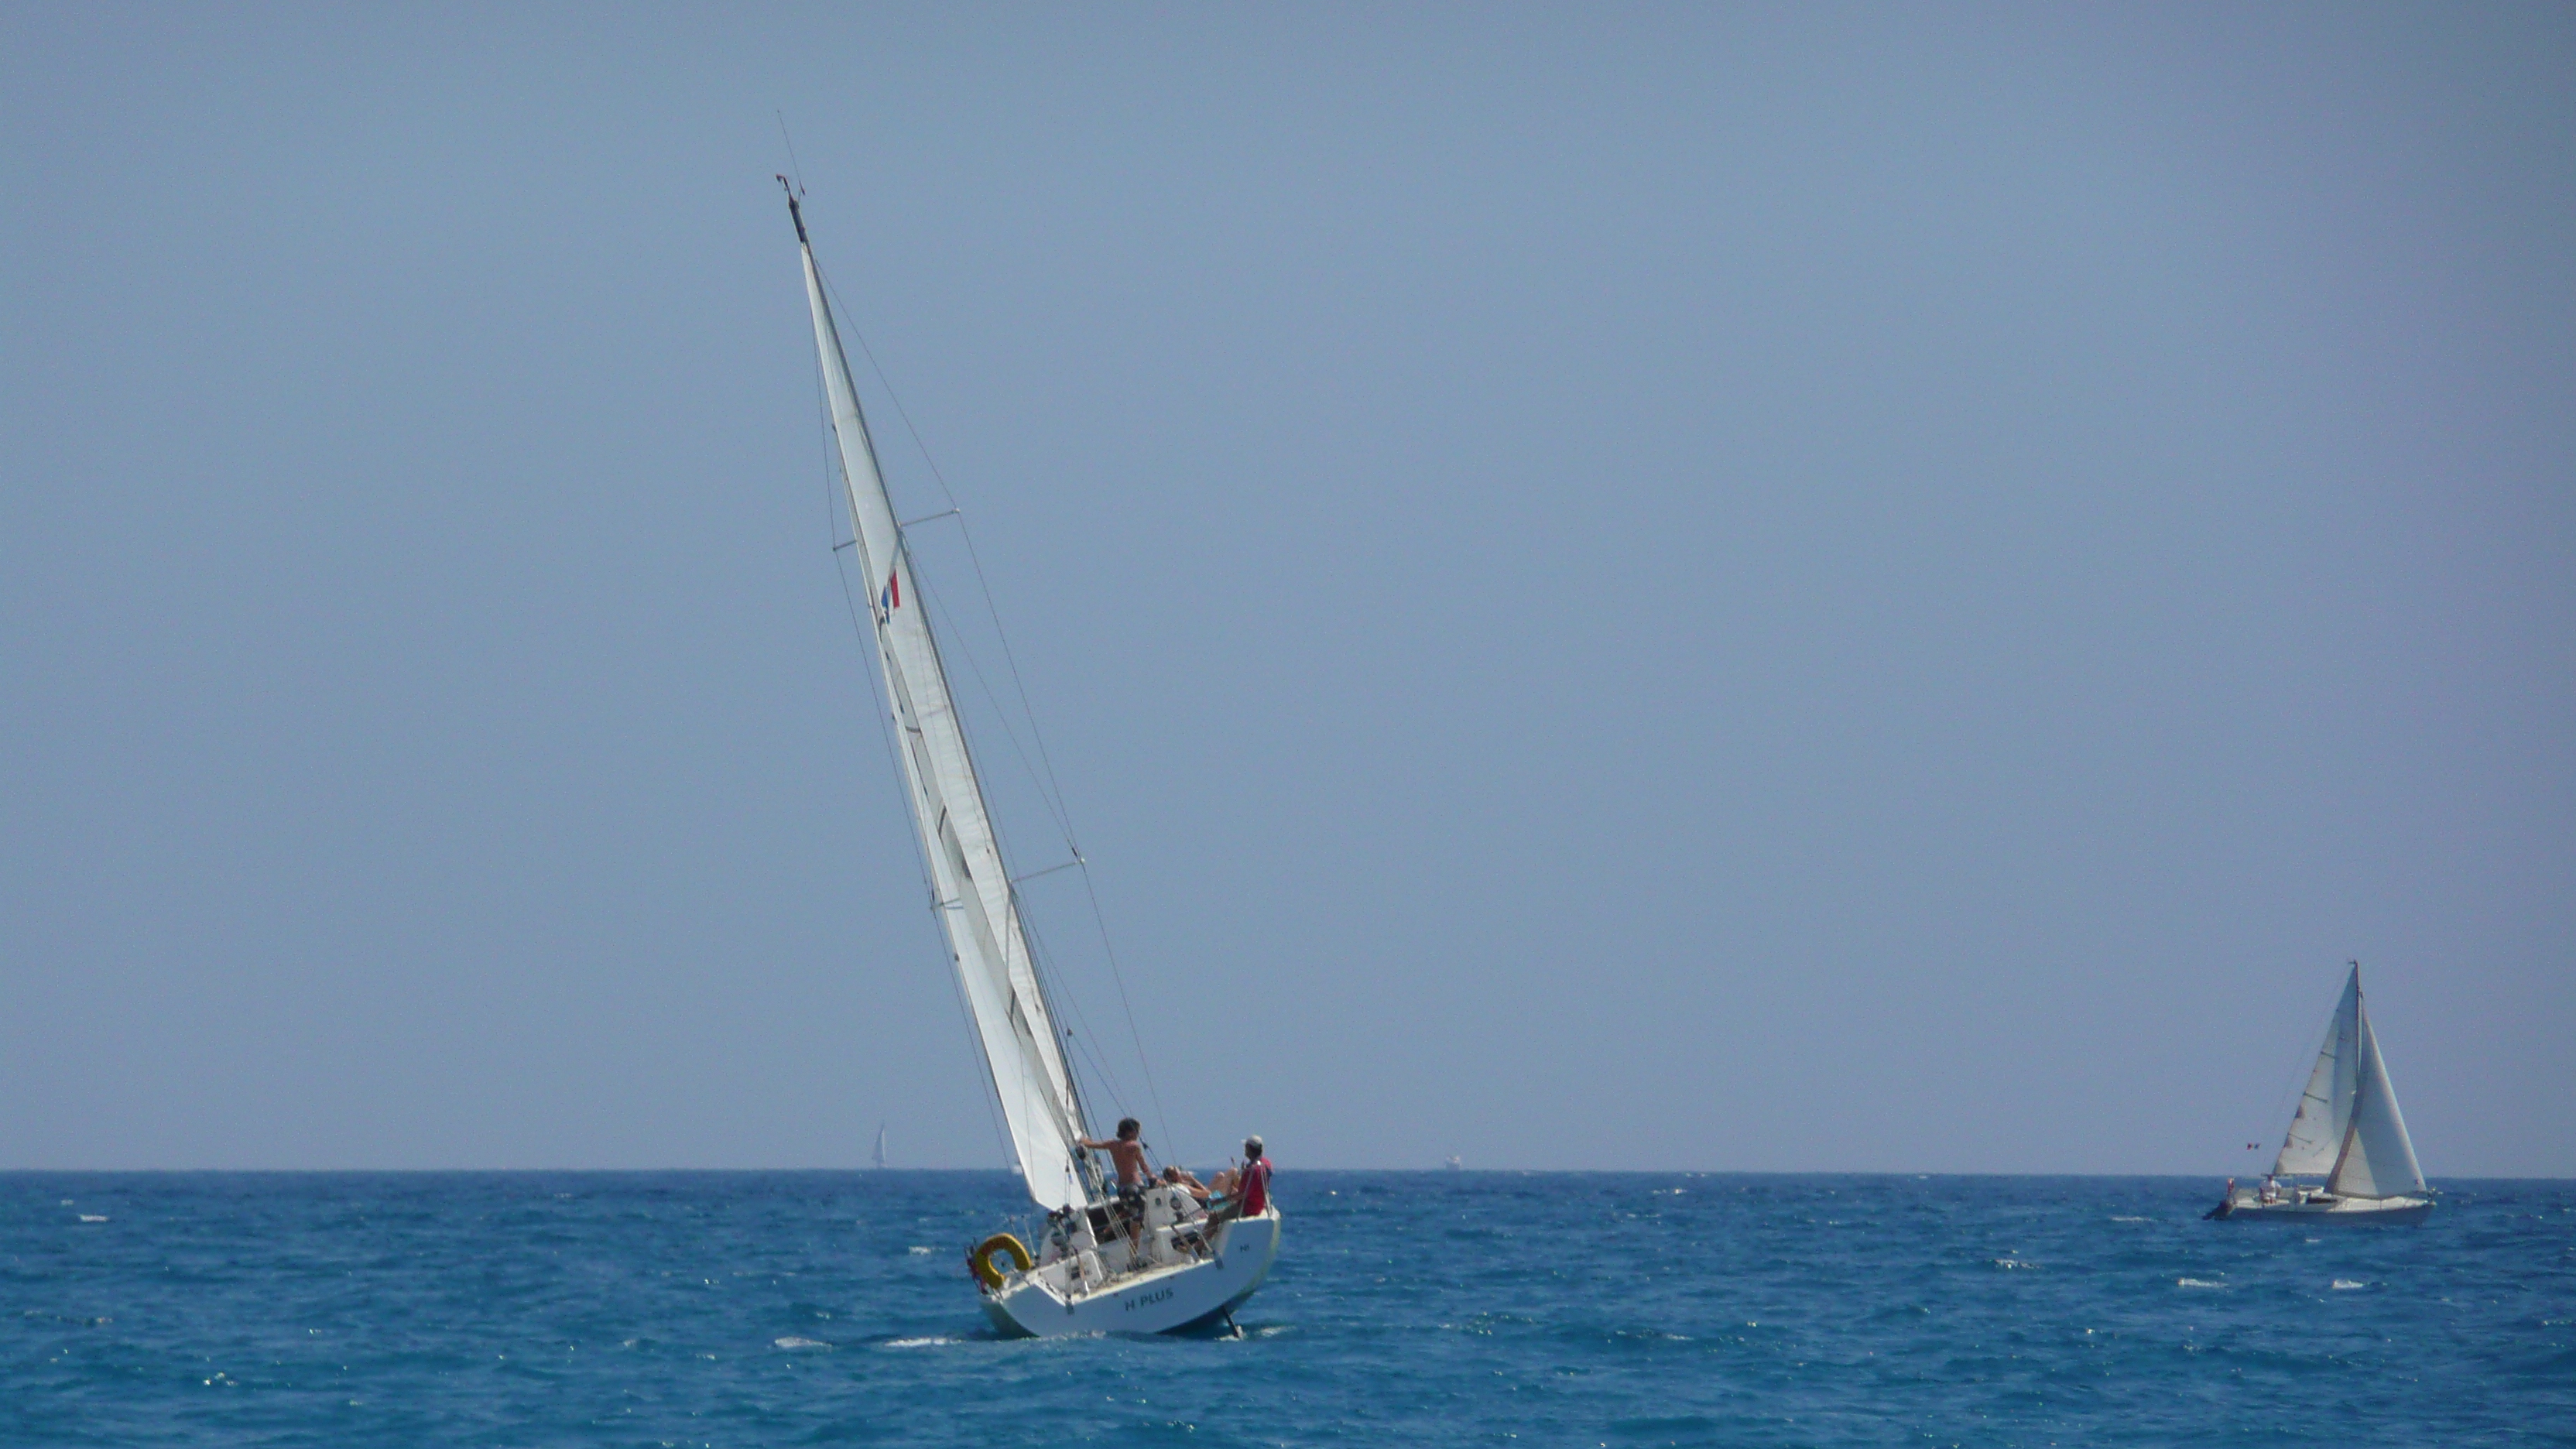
[
  {"xmin": 2209, "ymin": 964, "xmax": 2434, "ymax": 1225},
  {"xmin": 780, "ymin": 183, "xmax": 1280, "ymax": 1334},
  {"xmin": 872, "ymin": 1124, "xmax": 887, "ymax": 1170}
]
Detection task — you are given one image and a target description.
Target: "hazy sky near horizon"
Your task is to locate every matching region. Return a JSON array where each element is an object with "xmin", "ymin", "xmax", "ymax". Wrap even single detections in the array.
[{"xmin": 5, "ymin": 5, "xmax": 2570, "ymax": 1176}]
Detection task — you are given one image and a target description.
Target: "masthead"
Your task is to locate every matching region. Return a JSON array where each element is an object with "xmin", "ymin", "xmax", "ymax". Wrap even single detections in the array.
[{"xmin": 777, "ymin": 175, "xmax": 808, "ymax": 245}]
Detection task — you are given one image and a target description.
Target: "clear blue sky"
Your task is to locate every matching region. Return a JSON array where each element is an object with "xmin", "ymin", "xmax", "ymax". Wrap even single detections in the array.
[{"xmin": 5, "ymin": 4, "xmax": 2569, "ymax": 1174}]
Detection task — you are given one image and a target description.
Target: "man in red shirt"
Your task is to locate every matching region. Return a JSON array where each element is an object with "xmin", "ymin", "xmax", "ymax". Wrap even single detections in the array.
[{"xmin": 1235, "ymin": 1136, "xmax": 1271, "ymax": 1216}]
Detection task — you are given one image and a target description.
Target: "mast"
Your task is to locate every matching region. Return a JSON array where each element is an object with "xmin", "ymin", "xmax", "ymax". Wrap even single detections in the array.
[{"xmin": 785, "ymin": 183, "xmax": 1101, "ymax": 1209}]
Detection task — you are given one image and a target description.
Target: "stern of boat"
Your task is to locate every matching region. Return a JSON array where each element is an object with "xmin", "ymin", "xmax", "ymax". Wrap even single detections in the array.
[{"xmin": 983, "ymin": 1206, "xmax": 1282, "ymax": 1338}]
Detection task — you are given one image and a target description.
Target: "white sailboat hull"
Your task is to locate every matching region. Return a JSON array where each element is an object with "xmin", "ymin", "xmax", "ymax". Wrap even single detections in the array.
[
  {"xmin": 2212, "ymin": 1190, "xmax": 2434, "ymax": 1225},
  {"xmin": 982, "ymin": 1210, "xmax": 1281, "ymax": 1338}
]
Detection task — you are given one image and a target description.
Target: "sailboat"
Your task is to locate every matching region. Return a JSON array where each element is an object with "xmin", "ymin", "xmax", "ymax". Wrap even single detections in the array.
[
  {"xmin": 782, "ymin": 183, "xmax": 1281, "ymax": 1334},
  {"xmin": 872, "ymin": 1124, "xmax": 887, "ymax": 1170},
  {"xmin": 2209, "ymin": 964, "xmax": 2434, "ymax": 1224}
]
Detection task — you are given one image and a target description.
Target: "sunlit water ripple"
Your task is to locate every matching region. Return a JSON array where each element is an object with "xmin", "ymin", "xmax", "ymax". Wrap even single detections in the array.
[{"xmin": 5, "ymin": 1172, "xmax": 2570, "ymax": 1446}]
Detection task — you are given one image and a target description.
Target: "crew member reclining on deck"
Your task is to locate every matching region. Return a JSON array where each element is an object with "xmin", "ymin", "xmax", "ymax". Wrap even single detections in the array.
[{"xmin": 1162, "ymin": 1165, "xmax": 1211, "ymax": 1211}]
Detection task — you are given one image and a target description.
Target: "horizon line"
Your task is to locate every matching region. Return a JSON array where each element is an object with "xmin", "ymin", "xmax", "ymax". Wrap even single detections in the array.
[{"xmin": 3, "ymin": 1166, "xmax": 2566, "ymax": 1182}]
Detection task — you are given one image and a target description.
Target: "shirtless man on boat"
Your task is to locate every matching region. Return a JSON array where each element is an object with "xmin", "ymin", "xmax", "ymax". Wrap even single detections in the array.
[
  {"xmin": 1078, "ymin": 1117, "xmax": 1152, "ymax": 1190},
  {"xmin": 1078, "ymin": 1117, "xmax": 1157, "ymax": 1251}
]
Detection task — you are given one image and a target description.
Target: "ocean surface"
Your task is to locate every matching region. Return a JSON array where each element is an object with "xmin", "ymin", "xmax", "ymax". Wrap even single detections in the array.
[{"xmin": 4, "ymin": 1172, "xmax": 2569, "ymax": 1447}]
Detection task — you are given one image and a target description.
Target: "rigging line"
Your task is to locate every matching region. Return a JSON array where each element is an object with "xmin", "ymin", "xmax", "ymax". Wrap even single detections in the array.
[
  {"xmin": 1062, "ymin": 1029, "xmax": 1131, "ymax": 1127},
  {"xmin": 814, "ymin": 277, "xmax": 1144, "ymax": 1155},
  {"xmin": 814, "ymin": 355, "xmax": 1014, "ymax": 1176},
  {"xmin": 890, "ymin": 528, "xmax": 1108, "ymax": 1161},
  {"xmin": 949, "ymin": 516, "xmax": 1081, "ymax": 843},
  {"xmin": 907, "ymin": 560, "xmax": 1079, "ymax": 848},
  {"xmin": 809, "ymin": 257, "xmax": 1159, "ymax": 1161},
  {"xmin": 810, "ymin": 262, "xmax": 1083, "ymax": 847},
  {"xmin": 1010, "ymin": 857, "xmax": 1083, "ymax": 886},
  {"xmin": 905, "ymin": 562, "xmax": 1130, "ymax": 1125},
  {"xmin": 814, "ymin": 262, "xmax": 962, "ymax": 515},
  {"xmin": 1015, "ymin": 899, "xmax": 1133, "ymax": 1115},
  {"xmin": 774, "ymin": 112, "xmax": 807, "ymax": 196},
  {"xmin": 1003, "ymin": 857, "xmax": 1121, "ymax": 1101},
  {"xmin": 1047, "ymin": 999, "xmax": 1132, "ymax": 1127},
  {"xmin": 1075, "ymin": 856, "xmax": 1173, "ymax": 1157},
  {"xmin": 854, "ymin": 396, "xmax": 1163, "ymax": 1159},
  {"xmin": 909, "ymin": 504, "xmax": 1165, "ymax": 1158},
  {"xmin": 814, "ymin": 270, "xmax": 1066, "ymax": 840}
]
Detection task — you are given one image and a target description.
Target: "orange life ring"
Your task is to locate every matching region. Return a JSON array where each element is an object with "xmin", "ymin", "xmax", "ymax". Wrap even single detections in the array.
[{"xmin": 968, "ymin": 1232, "xmax": 1033, "ymax": 1290}]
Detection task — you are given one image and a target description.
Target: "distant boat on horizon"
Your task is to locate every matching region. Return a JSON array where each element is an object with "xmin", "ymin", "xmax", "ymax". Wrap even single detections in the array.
[
  {"xmin": 2208, "ymin": 963, "xmax": 2433, "ymax": 1225},
  {"xmin": 872, "ymin": 1123, "xmax": 887, "ymax": 1170}
]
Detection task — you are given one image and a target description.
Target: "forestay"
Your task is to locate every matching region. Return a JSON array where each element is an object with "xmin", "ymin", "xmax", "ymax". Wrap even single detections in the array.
[
  {"xmin": 2273, "ymin": 968, "xmax": 2360, "ymax": 1178},
  {"xmin": 793, "ymin": 199, "xmax": 1093, "ymax": 1211}
]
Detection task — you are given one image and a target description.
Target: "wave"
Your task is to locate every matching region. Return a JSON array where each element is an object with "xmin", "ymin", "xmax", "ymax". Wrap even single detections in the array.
[
  {"xmin": 2177, "ymin": 1278, "xmax": 2227, "ymax": 1289},
  {"xmin": 771, "ymin": 1337, "xmax": 833, "ymax": 1351},
  {"xmin": 2331, "ymin": 1279, "xmax": 2369, "ymax": 1290},
  {"xmin": 884, "ymin": 1336, "xmax": 960, "ymax": 1348}
]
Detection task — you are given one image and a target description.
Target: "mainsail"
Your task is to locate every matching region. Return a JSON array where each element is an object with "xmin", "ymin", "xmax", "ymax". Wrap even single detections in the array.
[
  {"xmin": 790, "ymin": 191, "xmax": 1094, "ymax": 1211},
  {"xmin": 2272, "ymin": 967, "xmax": 2361, "ymax": 1177}
]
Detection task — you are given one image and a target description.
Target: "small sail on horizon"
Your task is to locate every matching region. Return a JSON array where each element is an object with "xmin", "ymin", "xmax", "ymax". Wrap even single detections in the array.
[{"xmin": 872, "ymin": 1123, "xmax": 888, "ymax": 1170}]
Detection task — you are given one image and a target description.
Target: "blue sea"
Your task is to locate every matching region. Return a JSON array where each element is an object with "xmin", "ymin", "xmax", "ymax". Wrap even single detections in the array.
[{"xmin": 5, "ymin": 1172, "xmax": 2570, "ymax": 1446}]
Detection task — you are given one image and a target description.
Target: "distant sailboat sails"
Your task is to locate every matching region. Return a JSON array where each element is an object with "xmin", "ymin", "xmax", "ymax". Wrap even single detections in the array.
[{"xmin": 2211, "ymin": 964, "xmax": 2431, "ymax": 1224}]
